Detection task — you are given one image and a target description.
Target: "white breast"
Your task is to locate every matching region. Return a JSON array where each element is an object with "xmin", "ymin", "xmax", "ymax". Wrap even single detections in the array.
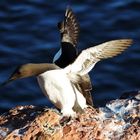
[{"xmin": 37, "ymin": 69, "xmax": 78, "ymax": 117}]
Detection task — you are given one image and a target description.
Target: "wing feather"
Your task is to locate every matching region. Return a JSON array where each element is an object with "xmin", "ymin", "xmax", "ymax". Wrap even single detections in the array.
[
  {"xmin": 66, "ymin": 39, "xmax": 133, "ymax": 75},
  {"xmin": 58, "ymin": 7, "xmax": 80, "ymax": 46}
]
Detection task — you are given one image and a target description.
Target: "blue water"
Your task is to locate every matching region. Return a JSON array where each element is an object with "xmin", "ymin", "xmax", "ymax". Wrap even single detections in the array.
[{"xmin": 0, "ymin": 0, "xmax": 140, "ymax": 114}]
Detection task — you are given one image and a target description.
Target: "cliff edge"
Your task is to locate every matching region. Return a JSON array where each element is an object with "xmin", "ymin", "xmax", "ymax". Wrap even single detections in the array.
[{"xmin": 0, "ymin": 91, "xmax": 139, "ymax": 140}]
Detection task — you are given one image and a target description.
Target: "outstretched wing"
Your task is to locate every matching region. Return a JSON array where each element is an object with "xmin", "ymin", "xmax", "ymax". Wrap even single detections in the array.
[
  {"xmin": 67, "ymin": 72, "xmax": 93, "ymax": 106},
  {"xmin": 58, "ymin": 7, "xmax": 80, "ymax": 47},
  {"xmin": 66, "ymin": 39, "xmax": 133, "ymax": 75},
  {"xmin": 77, "ymin": 74, "xmax": 93, "ymax": 106}
]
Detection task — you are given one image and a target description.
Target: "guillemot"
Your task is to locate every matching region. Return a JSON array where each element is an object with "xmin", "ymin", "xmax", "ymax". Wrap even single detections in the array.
[
  {"xmin": 54, "ymin": 7, "xmax": 93, "ymax": 106},
  {"xmin": 1, "ymin": 39, "xmax": 133, "ymax": 117}
]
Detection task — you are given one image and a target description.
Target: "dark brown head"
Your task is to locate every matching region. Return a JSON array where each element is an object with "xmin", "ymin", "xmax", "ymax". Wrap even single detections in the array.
[{"xmin": 0, "ymin": 63, "xmax": 59, "ymax": 87}]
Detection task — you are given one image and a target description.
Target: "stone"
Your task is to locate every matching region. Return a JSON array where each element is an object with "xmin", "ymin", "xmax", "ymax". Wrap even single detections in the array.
[{"xmin": 0, "ymin": 91, "xmax": 139, "ymax": 140}]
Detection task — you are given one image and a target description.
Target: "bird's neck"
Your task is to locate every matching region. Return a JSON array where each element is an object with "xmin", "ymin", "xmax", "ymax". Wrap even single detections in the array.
[{"xmin": 29, "ymin": 63, "xmax": 59, "ymax": 76}]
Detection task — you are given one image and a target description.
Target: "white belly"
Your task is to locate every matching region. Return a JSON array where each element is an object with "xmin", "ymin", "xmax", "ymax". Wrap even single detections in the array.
[{"xmin": 37, "ymin": 69, "xmax": 77, "ymax": 117}]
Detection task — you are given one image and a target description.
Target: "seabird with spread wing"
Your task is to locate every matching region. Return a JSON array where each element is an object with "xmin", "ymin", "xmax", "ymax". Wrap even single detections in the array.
[
  {"xmin": 1, "ymin": 39, "xmax": 133, "ymax": 117},
  {"xmin": 54, "ymin": 8, "xmax": 93, "ymax": 106}
]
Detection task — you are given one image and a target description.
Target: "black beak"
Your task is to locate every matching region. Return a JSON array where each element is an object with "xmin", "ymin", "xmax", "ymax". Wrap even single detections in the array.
[{"xmin": 0, "ymin": 77, "xmax": 15, "ymax": 87}]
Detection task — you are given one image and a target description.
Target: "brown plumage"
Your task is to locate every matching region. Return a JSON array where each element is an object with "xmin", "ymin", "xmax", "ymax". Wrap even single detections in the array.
[
  {"xmin": 66, "ymin": 39, "xmax": 133, "ymax": 106},
  {"xmin": 54, "ymin": 8, "xmax": 79, "ymax": 68},
  {"xmin": 75, "ymin": 74, "xmax": 93, "ymax": 106},
  {"xmin": 69, "ymin": 39, "xmax": 133, "ymax": 75},
  {"xmin": 58, "ymin": 7, "xmax": 80, "ymax": 47},
  {"xmin": 0, "ymin": 63, "xmax": 60, "ymax": 86}
]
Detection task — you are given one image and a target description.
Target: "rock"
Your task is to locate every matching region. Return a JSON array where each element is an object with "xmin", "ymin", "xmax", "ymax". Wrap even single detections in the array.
[{"xmin": 0, "ymin": 91, "xmax": 139, "ymax": 140}]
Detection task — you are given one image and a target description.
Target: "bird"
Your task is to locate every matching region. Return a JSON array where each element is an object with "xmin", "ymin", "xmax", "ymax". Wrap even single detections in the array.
[
  {"xmin": 1, "ymin": 39, "xmax": 133, "ymax": 117},
  {"xmin": 53, "ymin": 7, "xmax": 93, "ymax": 106}
]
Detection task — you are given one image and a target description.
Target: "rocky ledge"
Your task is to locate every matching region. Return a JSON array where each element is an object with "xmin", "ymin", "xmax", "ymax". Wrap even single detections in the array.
[{"xmin": 0, "ymin": 91, "xmax": 139, "ymax": 140}]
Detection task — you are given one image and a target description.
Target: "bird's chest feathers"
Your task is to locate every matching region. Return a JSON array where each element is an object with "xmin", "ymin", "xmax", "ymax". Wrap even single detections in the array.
[{"xmin": 37, "ymin": 70, "xmax": 75, "ymax": 108}]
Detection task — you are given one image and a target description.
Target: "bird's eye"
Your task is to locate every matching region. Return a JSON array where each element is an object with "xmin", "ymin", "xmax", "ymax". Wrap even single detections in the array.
[{"xmin": 17, "ymin": 71, "xmax": 21, "ymax": 75}]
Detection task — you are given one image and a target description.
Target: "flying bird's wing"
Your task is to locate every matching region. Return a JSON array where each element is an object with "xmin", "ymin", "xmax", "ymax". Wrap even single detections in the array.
[
  {"xmin": 67, "ymin": 72, "xmax": 93, "ymax": 106},
  {"xmin": 66, "ymin": 39, "xmax": 133, "ymax": 75},
  {"xmin": 77, "ymin": 74, "xmax": 93, "ymax": 106},
  {"xmin": 54, "ymin": 7, "xmax": 80, "ymax": 67},
  {"xmin": 58, "ymin": 7, "xmax": 80, "ymax": 47}
]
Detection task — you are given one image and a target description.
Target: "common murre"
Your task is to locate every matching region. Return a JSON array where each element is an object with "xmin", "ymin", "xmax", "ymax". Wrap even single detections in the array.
[
  {"xmin": 1, "ymin": 39, "xmax": 133, "ymax": 117},
  {"xmin": 54, "ymin": 7, "xmax": 93, "ymax": 106}
]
